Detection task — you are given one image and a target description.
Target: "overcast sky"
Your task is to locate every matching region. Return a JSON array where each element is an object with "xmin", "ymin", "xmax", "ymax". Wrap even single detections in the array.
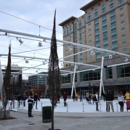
[{"xmin": 0, "ymin": 0, "xmax": 91, "ymax": 79}]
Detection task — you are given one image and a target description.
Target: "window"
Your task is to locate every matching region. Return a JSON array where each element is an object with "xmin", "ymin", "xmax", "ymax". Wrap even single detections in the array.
[
  {"xmin": 63, "ymin": 28, "xmax": 66, "ymax": 36},
  {"xmin": 109, "ymin": 0, "xmax": 114, "ymax": 10},
  {"xmin": 112, "ymin": 43, "xmax": 118, "ymax": 48},
  {"xmin": 117, "ymin": 64, "xmax": 130, "ymax": 78},
  {"xmin": 110, "ymin": 15, "xmax": 116, "ymax": 22},
  {"xmin": 78, "ymin": 20, "xmax": 82, "ymax": 28},
  {"xmin": 61, "ymin": 74, "xmax": 71, "ymax": 83},
  {"xmin": 95, "ymin": 41, "xmax": 100, "ymax": 47},
  {"xmin": 103, "ymin": 32, "xmax": 108, "ymax": 38},
  {"xmin": 110, "ymin": 11, "xmax": 115, "ymax": 17},
  {"xmin": 103, "ymin": 25, "xmax": 107, "ymax": 32},
  {"xmin": 89, "ymin": 40, "xmax": 92, "ymax": 43},
  {"xmin": 96, "ymin": 52, "xmax": 101, "ymax": 59},
  {"xmin": 104, "ymin": 52, "xmax": 109, "ymax": 57},
  {"xmin": 120, "ymin": 7, "xmax": 123, "ymax": 11},
  {"xmin": 122, "ymin": 41, "xmax": 127, "ymax": 45},
  {"xmin": 120, "ymin": 14, "xmax": 124, "ymax": 18},
  {"xmin": 118, "ymin": 0, "xmax": 124, "ymax": 5},
  {"xmin": 88, "ymin": 12, "xmax": 91, "ymax": 21},
  {"xmin": 112, "ymin": 47, "xmax": 118, "ymax": 52},
  {"xmin": 123, "ymin": 48, "xmax": 127, "ymax": 53},
  {"xmin": 89, "ymin": 28, "xmax": 91, "ymax": 32},
  {"xmin": 95, "ymin": 35, "xmax": 100, "ymax": 41},
  {"xmin": 112, "ymin": 35, "xmax": 117, "ymax": 41},
  {"xmin": 111, "ymin": 28, "xmax": 116, "ymax": 35},
  {"xmin": 102, "ymin": 15, "xmax": 106, "ymax": 20},
  {"xmin": 70, "ymin": 25, "xmax": 72, "ymax": 33},
  {"xmin": 80, "ymin": 69, "xmax": 101, "ymax": 81},
  {"xmin": 88, "ymin": 22, "xmax": 91, "ymax": 26},
  {"xmin": 121, "ymin": 27, "xmax": 125, "ymax": 31},
  {"xmin": 90, "ymin": 57, "xmax": 93, "ymax": 61},
  {"xmin": 94, "ymin": 8, "xmax": 98, "ymax": 17},
  {"xmin": 111, "ymin": 21, "xmax": 116, "ymax": 28},
  {"xmin": 95, "ymin": 29, "xmax": 99, "ymax": 34},
  {"xmin": 94, "ymin": 19, "xmax": 99, "ymax": 24},
  {"xmin": 101, "ymin": 4, "xmax": 106, "ymax": 14},
  {"xmin": 122, "ymin": 34, "xmax": 126, "ymax": 38},
  {"xmin": 95, "ymin": 24, "xmax": 99, "ymax": 29},
  {"xmin": 120, "ymin": 20, "xmax": 125, "ymax": 25},
  {"xmin": 89, "ymin": 34, "xmax": 92, "ymax": 38},
  {"xmin": 106, "ymin": 67, "xmax": 113, "ymax": 79},
  {"xmin": 102, "ymin": 19, "xmax": 107, "ymax": 26}
]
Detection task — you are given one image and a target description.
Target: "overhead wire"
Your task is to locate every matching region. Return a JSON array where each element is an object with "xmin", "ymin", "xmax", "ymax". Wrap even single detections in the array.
[{"xmin": 0, "ymin": 10, "xmax": 62, "ymax": 34}]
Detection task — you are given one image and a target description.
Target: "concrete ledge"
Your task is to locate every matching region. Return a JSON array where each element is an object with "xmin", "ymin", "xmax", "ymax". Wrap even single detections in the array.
[
  {"xmin": 17, "ymin": 108, "xmax": 130, "ymax": 117},
  {"xmin": 0, "ymin": 110, "xmax": 10, "ymax": 118}
]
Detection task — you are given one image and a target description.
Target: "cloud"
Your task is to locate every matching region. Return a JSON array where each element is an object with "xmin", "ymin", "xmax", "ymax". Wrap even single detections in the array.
[{"xmin": 0, "ymin": 0, "xmax": 91, "ymax": 79}]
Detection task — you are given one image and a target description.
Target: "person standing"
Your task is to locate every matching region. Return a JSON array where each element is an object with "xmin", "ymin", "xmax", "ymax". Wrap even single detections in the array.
[
  {"xmin": 17, "ymin": 94, "xmax": 22, "ymax": 108},
  {"xmin": 22, "ymin": 94, "xmax": 27, "ymax": 107},
  {"xmin": 28, "ymin": 96, "xmax": 34, "ymax": 117},
  {"xmin": 118, "ymin": 91, "xmax": 124, "ymax": 112},
  {"xmin": 33, "ymin": 93, "xmax": 40, "ymax": 109},
  {"xmin": 95, "ymin": 91, "xmax": 99, "ymax": 111},
  {"xmin": 125, "ymin": 91, "xmax": 130, "ymax": 111},
  {"xmin": 63, "ymin": 92, "xmax": 67, "ymax": 106},
  {"xmin": 105, "ymin": 89, "xmax": 114, "ymax": 112},
  {"xmin": 75, "ymin": 93, "xmax": 78, "ymax": 101}
]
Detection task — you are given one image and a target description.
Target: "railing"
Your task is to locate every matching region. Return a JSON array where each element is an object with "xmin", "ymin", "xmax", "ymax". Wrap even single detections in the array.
[{"xmin": 0, "ymin": 99, "xmax": 129, "ymax": 113}]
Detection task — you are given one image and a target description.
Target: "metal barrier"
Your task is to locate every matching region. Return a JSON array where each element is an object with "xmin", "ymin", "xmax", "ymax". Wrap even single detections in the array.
[{"xmin": 0, "ymin": 99, "xmax": 128, "ymax": 113}]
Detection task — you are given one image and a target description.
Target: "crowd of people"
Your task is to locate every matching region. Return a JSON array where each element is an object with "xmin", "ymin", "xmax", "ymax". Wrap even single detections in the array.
[{"xmin": 0, "ymin": 89, "xmax": 130, "ymax": 117}]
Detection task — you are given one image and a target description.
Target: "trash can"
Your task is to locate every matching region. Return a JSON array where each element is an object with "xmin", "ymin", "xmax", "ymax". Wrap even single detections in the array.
[{"xmin": 42, "ymin": 106, "xmax": 51, "ymax": 123}]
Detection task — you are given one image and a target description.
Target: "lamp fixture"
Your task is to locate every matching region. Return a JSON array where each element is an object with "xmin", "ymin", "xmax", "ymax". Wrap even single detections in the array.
[
  {"xmin": 25, "ymin": 60, "xmax": 29, "ymax": 63},
  {"xmin": 38, "ymin": 41, "xmax": 43, "ymax": 47},
  {"xmin": 109, "ymin": 55, "xmax": 112, "ymax": 59},
  {"xmin": 125, "ymin": 57, "xmax": 128, "ymax": 62},
  {"xmin": 90, "ymin": 50, "xmax": 95, "ymax": 55},
  {"xmin": 16, "ymin": 37, "xmax": 23, "ymax": 45},
  {"xmin": 43, "ymin": 61, "xmax": 46, "ymax": 65}
]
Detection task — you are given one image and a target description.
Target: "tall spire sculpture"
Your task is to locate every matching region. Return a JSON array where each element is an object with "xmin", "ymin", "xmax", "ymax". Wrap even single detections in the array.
[{"xmin": 48, "ymin": 10, "xmax": 61, "ymax": 130}]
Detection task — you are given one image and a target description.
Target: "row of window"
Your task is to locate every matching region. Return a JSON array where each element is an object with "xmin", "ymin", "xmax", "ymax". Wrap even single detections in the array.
[
  {"xmin": 61, "ymin": 63, "xmax": 130, "ymax": 83},
  {"xmin": 87, "ymin": 0, "xmax": 124, "ymax": 21},
  {"xmin": 63, "ymin": 1, "xmax": 125, "ymax": 36}
]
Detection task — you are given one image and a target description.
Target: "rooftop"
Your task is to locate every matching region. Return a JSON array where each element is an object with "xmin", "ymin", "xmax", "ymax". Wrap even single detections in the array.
[
  {"xmin": 80, "ymin": 0, "xmax": 102, "ymax": 11},
  {"xmin": 59, "ymin": 16, "xmax": 77, "ymax": 26}
]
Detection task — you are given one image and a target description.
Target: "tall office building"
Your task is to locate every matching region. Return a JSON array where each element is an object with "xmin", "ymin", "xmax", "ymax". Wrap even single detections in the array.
[{"xmin": 59, "ymin": 0, "xmax": 130, "ymax": 96}]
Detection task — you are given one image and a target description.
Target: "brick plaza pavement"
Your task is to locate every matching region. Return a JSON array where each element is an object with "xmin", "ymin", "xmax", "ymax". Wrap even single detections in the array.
[{"xmin": 0, "ymin": 111, "xmax": 130, "ymax": 130}]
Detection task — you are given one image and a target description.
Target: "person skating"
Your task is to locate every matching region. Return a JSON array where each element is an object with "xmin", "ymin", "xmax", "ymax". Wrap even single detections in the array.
[
  {"xmin": 105, "ymin": 89, "xmax": 114, "ymax": 112},
  {"xmin": 95, "ymin": 91, "xmax": 99, "ymax": 111},
  {"xmin": 63, "ymin": 92, "xmax": 67, "ymax": 106},
  {"xmin": 33, "ymin": 93, "xmax": 40, "ymax": 109},
  {"xmin": 118, "ymin": 91, "xmax": 124, "ymax": 112},
  {"xmin": 28, "ymin": 96, "xmax": 34, "ymax": 117}
]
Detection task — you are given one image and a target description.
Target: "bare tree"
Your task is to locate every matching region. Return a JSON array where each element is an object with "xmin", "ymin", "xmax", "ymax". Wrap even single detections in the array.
[
  {"xmin": 48, "ymin": 10, "xmax": 61, "ymax": 130},
  {"xmin": 1, "ymin": 44, "xmax": 11, "ymax": 118}
]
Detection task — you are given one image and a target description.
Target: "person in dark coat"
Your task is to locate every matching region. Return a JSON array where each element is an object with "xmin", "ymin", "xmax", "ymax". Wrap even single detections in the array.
[
  {"xmin": 17, "ymin": 94, "xmax": 22, "ymax": 108},
  {"xmin": 105, "ymin": 89, "xmax": 114, "ymax": 112},
  {"xmin": 22, "ymin": 94, "xmax": 27, "ymax": 107},
  {"xmin": 72, "ymin": 92, "xmax": 75, "ymax": 101},
  {"xmin": 95, "ymin": 91, "xmax": 99, "ymax": 111},
  {"xmin": 33, "ymin": 93, "xmax": 40, "ymax": 109},
  {"xmin": 63, "ymin": 92, "xmax": 67, "ymax": 106},
  {"xmin": 28, "ymin": 96, "xmax": 34, "ymax": 117}
]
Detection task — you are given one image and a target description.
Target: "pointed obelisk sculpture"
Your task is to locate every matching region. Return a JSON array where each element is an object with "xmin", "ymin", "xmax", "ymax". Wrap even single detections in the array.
[{"xmin": 48, "ymin": 10, "xmax": 61, "ymax": 130}]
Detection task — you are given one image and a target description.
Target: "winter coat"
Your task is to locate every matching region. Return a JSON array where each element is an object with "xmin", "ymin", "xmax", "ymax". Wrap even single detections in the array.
[
  {"xmin": 105, "ymin": 91, "xmax": 114, "ymax": 101},
  {"xmin": 34, "ymin": 95, "xmax": 40, "ymax": 101},
  {"xmin": 63, "ymin": 93, "xmax": 67, "ymax": 101},
  {"xmin": 118, "ymin": 95, "xmax": 124, "ymax": 102},
  {"xmin": 125, "ymin": 92, "xmax": 130, "ymax": 100}
]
